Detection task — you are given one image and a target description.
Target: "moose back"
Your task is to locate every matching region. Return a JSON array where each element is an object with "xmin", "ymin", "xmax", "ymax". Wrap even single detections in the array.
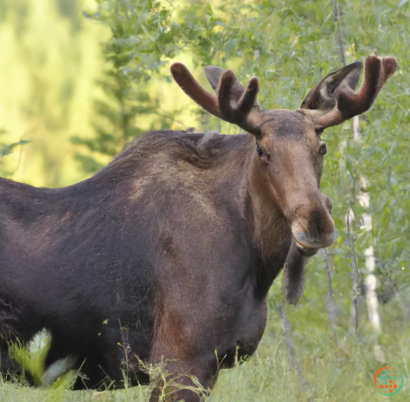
[{"xmin": 0, "ymin": 55, "xmax": 396, "ymax": 400}]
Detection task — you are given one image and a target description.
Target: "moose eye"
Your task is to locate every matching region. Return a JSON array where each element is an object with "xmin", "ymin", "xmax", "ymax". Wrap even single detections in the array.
[
  {"xmin": 256, "ymin": 142, "xmax": 270, "ymax": 163},
  {"xmin": 256, "ymin": 142, "xmax": 264, "ymax": 157},
  {"xmin": 319, "ymin": 143, "xmax": 327, "ymax": 155},
  {"xmin": 315, "ymin": 127, "xmax": 325, "ymax": 136}
]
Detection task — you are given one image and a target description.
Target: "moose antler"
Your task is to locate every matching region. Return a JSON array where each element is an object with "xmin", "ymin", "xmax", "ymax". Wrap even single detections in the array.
[
  {"xmin": 170, "ymin": 63, "xmax": 221, "ymax": 118},
  {"xmin": 172, "ymin": 55, "xmax": 397, "ymax": 135},
  {"xmin": 170, "ymin": 62, "xmax": 263, "ymax": 134},
  {"xmin": 313, "ymin": 55, "xmax": 398, "ymax": 128}
]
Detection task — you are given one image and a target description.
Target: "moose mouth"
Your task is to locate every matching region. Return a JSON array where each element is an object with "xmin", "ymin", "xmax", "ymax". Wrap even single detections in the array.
[{"xmin": 294, "ymin": 239, "xmax": 320, "ymax": 257}]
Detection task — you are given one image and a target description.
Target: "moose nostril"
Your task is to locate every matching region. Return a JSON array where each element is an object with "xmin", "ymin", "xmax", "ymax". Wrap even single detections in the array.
[
  {"xmin": 291, "ymin": 208, "xmax": 336, "ymax": 249},
  {"xmin": 325, "ymin": 198, "xmax": 333, "ymax": 214},
  {"xmin": 321, "ymin": 194, "xmax": 333, "ymax": 214}
]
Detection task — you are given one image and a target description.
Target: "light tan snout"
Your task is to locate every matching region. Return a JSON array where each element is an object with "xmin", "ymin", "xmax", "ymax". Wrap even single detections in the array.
[{"xmin": 291, "ymin": 193, "xmax": 336, "ymax": 250}]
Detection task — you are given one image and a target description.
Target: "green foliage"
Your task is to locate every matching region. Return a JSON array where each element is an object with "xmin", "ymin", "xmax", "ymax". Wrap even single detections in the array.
[
  {"xmin": 6, "ymin": 330, "xmax": 77, "ymax": 393},
  {"xmin": 0, "ymin": 130, "xmax": 30, "ymax": 177},
  {"xmin": 0, "ymin": 0, "xmax": 108, "ymax": 186},
  {"xmin": 73, "ymin": 0, "xmax": 186, "ymax": 172},
  {"xmin": 0, "ymin": 140, "xmax": 30, "ymax": 159},
  {"xmin": 1, "ymin": 0, "xmax": 410, "ymax": 400}
]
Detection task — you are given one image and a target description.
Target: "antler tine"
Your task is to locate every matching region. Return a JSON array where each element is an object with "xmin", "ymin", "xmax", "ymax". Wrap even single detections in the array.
[
  {"xmin": 317, "ymin": 55, "xmax": 398, "ymax": 128},
  {"xmin": 379, "ymin": 56, "xmax": 398, "ymax": 85},
  {"xmin": 237, "ymin": 77, "xmax": 260, "ymax": 116},
  {"xmin": 217, "ymin": 71, "xmax": 260, "ymax": 120},
  {"xmin": 337, "ymin": 55, "xmax": 382, "ymax": 118},
  {"xmin": 217, "ymin": 70, "xmax": 237, "ymax": 120},
  {"xmin": 216, "ymin": 70, "xmax": 262, "ymax": 133},
  {"xmin": 170, "ymin": 62, "xmax": 222, "ymax": 119},
  {"xmin": 172, "ymin": 62, "xmax": 263, "ymax": 135}
]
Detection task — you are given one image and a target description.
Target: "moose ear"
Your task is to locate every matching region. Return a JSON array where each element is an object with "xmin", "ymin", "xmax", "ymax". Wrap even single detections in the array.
[
  {"xmin": 204, "ymin": 66, "xmax": 225, "ymax": 92},
  {"xmin": 204, "ymin": 65, "xmax": 246, "ymax": 102},
  {"xmin": 301, "ymin": 61, "xmax": 363, "ymax": 112}
]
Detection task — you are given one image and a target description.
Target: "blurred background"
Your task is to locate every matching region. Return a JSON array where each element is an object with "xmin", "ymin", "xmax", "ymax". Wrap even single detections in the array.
[{"xmin": 0, "ymin": 0, "xmax": 409, "ymax": 401}]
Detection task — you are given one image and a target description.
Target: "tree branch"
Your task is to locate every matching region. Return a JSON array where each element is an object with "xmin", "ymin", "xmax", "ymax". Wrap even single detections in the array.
[
  {"xmin": 333, "ymin": 0, "xmax": 346, "ymax": 66},
  {"xmin": 346, "ymin": 210, "xmax": 359, "ymax": 333},
  {"xmin": 279, "ymin": 304, "xmax": 304, "ymax": 384},
  {"xmin": 322, "ymin": 249, "xmax": 338, "ymax": 338}
]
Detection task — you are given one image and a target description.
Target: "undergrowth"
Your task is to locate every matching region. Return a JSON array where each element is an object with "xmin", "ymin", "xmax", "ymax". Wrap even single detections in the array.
[{"xmin": 0, "ymin": 297, "xmax": 408, "ymax": 402}]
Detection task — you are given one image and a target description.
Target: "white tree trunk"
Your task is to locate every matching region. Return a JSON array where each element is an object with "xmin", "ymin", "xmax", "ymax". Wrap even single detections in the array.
[
  {"xmin": 333, "ymin": 0, "xmax": 383, "ymax": 360},
  {"xmin": 354, "ymin": 116, "xmax": 384, "ymax": 362}
]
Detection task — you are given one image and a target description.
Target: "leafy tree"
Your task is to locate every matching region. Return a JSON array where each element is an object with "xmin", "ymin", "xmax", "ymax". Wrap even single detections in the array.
[{"xmin": 72, "ymin": 0, "xmax": 186, "ymax": 173}]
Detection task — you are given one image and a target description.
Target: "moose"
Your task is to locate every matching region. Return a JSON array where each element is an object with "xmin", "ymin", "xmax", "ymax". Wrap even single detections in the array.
[{"xmin": 0, "ymin": 54, "xmax": 396, "ymax": 400}]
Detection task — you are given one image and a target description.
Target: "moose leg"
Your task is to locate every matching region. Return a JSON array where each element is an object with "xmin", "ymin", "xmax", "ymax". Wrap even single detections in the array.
[{"xmin": 45, "ymin": 333, "xmax": 112, "ymax": 390}]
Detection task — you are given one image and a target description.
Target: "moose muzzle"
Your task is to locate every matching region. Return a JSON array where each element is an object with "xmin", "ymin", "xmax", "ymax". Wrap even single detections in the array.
[{"xmin": 290, "ymin": 194, "xmax": 336, "ymax": 251}]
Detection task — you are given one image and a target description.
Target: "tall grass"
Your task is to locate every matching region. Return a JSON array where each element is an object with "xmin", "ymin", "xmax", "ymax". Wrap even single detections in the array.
[{"xmin": 1, "ymin": 294, "xmax": 407, "ymax": 402}]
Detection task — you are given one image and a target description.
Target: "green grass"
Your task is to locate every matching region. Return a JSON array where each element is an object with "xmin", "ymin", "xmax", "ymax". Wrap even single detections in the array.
[
  {"xmin": 0, "ymin": 297, "xmax": 408, "ymax": 402},
  {"xmin": 210, "ymin": 334, "xmax": 409, "ymax": 402}
]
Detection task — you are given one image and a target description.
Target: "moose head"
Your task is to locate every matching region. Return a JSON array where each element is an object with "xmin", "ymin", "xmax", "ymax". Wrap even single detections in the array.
[{"xmin": 170, "ymin": 55, "xmax": 397, "ymax": 255}]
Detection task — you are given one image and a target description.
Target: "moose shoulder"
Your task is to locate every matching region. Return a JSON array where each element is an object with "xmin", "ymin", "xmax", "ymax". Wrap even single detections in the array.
[{"xmin": 0, "ymin": 55, "xmax": 396, "ymax": 401}]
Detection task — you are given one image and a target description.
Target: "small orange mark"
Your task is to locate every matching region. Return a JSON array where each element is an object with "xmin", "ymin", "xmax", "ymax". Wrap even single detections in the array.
[{"xmin": 103, "ymin": 319, "xmax": 108, "ymax": 324}]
